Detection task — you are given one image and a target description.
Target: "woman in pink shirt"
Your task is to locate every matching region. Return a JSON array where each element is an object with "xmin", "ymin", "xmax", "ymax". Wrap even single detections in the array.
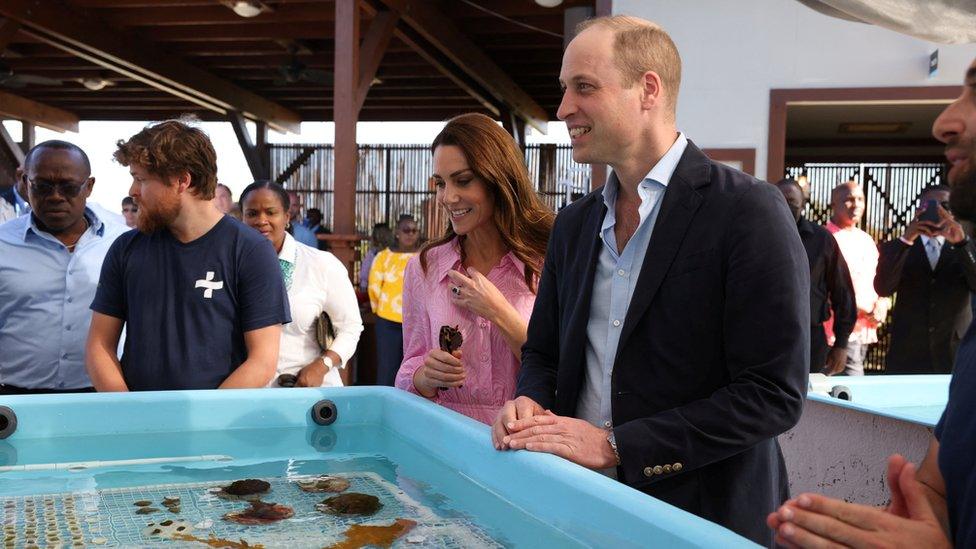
[{"xmin": 395, "ymin": 113, "xmax": 554, "ymax": 424}]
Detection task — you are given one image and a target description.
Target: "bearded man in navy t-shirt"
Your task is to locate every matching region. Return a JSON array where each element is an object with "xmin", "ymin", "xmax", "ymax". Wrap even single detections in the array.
[{"xmin": 86, "ymin": 119, "xmax": 290, "ymax": 391}]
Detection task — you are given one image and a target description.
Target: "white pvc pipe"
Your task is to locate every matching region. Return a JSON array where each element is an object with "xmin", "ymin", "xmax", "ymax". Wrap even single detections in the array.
[{"xmin": 0, "ymin": 454, "xmax": 233, "ymax": 472}]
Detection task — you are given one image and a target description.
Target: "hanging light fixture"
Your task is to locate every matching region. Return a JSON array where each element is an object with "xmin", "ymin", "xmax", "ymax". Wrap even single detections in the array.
[
  {"xmin": 76, "ymin": 77, "xmax": 114, "ymax": 91},
  {"xmin": 534, "ymin": 0, "xmax": 564, "ymax": 7},
  {"xmin": 229, "ymin": 0, "xmax": 264, "ymax": 18}
]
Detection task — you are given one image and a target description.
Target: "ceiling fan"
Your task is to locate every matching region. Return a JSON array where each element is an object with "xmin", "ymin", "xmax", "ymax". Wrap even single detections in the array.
[
  {"xmin": 274, "ymin": 56, "xmax": 333, "ymax": 86},
  {"xmin": 0, "ymin": 63, "xmax": 62, "ymax": 88}
]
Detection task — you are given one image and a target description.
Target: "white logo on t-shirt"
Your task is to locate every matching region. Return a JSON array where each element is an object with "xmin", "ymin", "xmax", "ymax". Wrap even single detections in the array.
[{"xmin": 195, "ymin": 271, "xmax": 224, "ymax": 298}]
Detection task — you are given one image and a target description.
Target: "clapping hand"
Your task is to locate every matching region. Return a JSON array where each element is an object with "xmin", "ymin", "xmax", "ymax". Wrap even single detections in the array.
[{"xmin": 767, "ymin": 455, "xmax": 950, "ymax": 548}]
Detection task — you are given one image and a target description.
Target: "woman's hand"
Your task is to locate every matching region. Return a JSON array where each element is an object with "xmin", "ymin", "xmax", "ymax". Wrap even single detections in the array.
[
  {"xmin": 447, "ymin": 268, "xmax": 508, "ymax": 323},
  {"xmin": 414, "ymin": 349, "xmax": 465, "ymax": 397},
  {"xmin": 296, "ymin": 357, "xmax": 328, "ymax": 387}
]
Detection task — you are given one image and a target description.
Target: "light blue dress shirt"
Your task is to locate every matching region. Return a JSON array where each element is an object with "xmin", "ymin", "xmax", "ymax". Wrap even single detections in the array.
[
  {"xmin": 12, "ymin": 187, "xmax": 28, "ymax": 216},
  {"xmin": 292, "ymin": 222, "xmax": 319, "ymax": 248},
  {"xmin": 578, "ymin": 133, "xmax": 689, "ymax": 474},
  {"xmin": 0, "ymin": 208, "xmax": 128, "ymax": 389}
]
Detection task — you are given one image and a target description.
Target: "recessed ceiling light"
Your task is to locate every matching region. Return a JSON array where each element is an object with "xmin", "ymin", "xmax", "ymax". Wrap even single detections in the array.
[{"xmin": 535, "ymin": 0, "xmax": 564, "ymax": 7}]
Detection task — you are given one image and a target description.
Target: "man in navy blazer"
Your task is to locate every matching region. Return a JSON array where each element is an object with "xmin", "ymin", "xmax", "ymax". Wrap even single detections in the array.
[{"xmin": 491, "ymin": 15, "xmax": 809, "ymax": 546}]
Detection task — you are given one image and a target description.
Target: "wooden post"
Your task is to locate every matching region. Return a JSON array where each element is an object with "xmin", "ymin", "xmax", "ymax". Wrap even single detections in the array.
[
  {"xmin": 500, "ymin": 107, "xmax": 526, "ymax": 152},
  {"xmin": 19, "ymin": 120, "xmax": 34, "ymax": 154},
  {"xmin": 333, "ymin": 0, "xmax": 360, "ymax": 274},
  {"xmin": 255, "ymin": 120, "xmax": 269, "ymax": 180},
  {"xmin": 228, "ymin": 111, "xmax": 269, "ymax": 181}
]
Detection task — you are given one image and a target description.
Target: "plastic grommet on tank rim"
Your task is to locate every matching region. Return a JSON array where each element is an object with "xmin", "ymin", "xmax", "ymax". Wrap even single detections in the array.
[
  {"xmin": 830, "ymin": 385, "xmax": 852, "ymax": 401},
  {"xmin": 311, "ymin": 400, "xmax": 338, "ymax": 426},
  {"xmin": 0, "ymin": 406, "xmax": 17, "ymax": 439}
]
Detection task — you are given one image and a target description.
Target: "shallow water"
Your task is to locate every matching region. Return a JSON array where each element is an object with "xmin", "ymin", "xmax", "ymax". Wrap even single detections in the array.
[{"xmin": 0, "ymin": 425, "xmax": 584, "ymax": 548}]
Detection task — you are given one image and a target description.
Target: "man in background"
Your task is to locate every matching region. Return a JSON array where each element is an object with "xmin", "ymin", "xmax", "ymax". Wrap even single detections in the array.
[
  {"xmin": 121, "ymin": 196, "xmax": 137, "ymax": 228},
  {"xmin": 777, "ymin": 178, "xmax": 856, "ymax": 374},
  {"xmin": 0, "ymin": 168, "xmax": 28, "ymax": 224},
  {"xmin": 826, "ymin": 181, "xmax": 889, "ymax": 375},
  {"xmin": 286, "ymin": 189, "xmax": 318, "ymax": 248},
  {"xmin": 215, "ymin": 183, "xmax": 234, "ymax": 214},
  {"xmin": 875, "ymin": 185, "xmax": 976, "ymax": 374},
  {"xmin": 305, "ymin": 207, "xmax": 332, "ymax": 251}
]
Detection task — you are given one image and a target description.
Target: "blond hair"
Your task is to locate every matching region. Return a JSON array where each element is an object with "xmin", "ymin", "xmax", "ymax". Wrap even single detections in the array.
[{"xmin": 577, "ymin": 15, "xmax": 682, "ymax": 118}]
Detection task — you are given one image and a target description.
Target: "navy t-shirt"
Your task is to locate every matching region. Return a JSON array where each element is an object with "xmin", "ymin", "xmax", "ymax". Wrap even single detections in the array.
[
  {"xmin": 91, "ymin": 216, "xmax": 290, "ymax": 390},
  {"xmin": 935, "ymin": 316, "xmax": 976, "ymax": 547}
]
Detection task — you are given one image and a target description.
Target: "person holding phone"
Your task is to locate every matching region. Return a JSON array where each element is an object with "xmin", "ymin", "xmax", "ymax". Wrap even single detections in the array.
[{"xmin": 875, "ymin": 185, "xmax": 976, "ymax": 374}]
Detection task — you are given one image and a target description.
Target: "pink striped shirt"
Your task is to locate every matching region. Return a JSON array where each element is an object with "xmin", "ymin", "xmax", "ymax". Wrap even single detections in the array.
[{"xmin": 395, "ymin": 238, "xmax": 538, "ymax": 424}]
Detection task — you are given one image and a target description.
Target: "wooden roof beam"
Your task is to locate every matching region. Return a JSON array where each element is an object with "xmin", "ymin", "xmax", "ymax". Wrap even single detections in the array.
[
  {"xmin": 0, "ymin": 91, "xmax": 79, "ymax": 132},
  {"xmin": 0, "ymin": 1, "xmax": 301, "ymax": 133},
  {"xmin": 374, "ymin": 0, "xmax": 549, "ymax": 131},
  {"xmin": 0, "ymin": 17, "xmax": 22, "ymax": 52},
  {"xmin": 356, "ymin": 9, "xmax": 399, "ymax": 112}
]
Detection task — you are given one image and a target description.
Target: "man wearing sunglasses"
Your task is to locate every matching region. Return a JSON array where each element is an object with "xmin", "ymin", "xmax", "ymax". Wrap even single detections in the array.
[
  {"xmin": 875, "ymin": 185, "xmax": 976, "ymax": 374},
  {"xmin": 0, "ymin": 140, "xmax": 128, "ymax": 394}
]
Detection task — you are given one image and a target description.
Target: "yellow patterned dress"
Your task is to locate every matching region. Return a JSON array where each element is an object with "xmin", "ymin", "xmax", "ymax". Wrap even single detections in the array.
[{"xmin": 368, "ymin": 248, "xmax": 416, "ymax": 385}]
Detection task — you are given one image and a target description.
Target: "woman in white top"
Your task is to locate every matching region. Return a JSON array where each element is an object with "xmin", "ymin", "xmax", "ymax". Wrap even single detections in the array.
[{"xmin": 240, "ymin": 181, "xmax": 363, "ymax": 387}]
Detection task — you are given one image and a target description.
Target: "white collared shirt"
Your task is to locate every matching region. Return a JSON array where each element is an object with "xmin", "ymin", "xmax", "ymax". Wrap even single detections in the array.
[{"xmin": 271, "ymin": 232, "xmax": 364, "ymax": 387}]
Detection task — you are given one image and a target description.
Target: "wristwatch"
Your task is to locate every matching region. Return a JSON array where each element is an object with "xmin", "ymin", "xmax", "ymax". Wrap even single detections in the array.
[
  {"xmin": 607, "ymin": 430, "xmax": 621, "ymax": 465},
  {"xmin": 951, "ymin": 236, "xmax": 971, "ymax": 249},
  {"xmin": 321, "ymin": 356, "xmax": 335, "ymax": 370}
]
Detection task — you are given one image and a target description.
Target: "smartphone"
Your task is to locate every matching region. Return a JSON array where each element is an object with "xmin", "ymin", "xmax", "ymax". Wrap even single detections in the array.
[{"xmin": 919, "ymin": 199, "xmax": 941, "ymax": 224}]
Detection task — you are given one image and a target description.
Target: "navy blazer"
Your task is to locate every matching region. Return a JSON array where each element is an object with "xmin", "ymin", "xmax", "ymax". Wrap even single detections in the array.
[
  {"xmin": 875, "ymin": 237, "xmax": 976, "ymax": 374},
  {"xmin": 517, "ymin": 142, "xmax": 810, "ymax": 546}
]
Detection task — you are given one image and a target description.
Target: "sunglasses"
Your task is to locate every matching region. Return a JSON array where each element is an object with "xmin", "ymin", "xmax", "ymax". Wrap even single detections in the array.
[
  {"xmin": 400, "ymin": 228, "xmax": 419, "ymax": 234},
  {"xmin": 26, "ymin": 176, "xmax": 91, "ymax": 198}
]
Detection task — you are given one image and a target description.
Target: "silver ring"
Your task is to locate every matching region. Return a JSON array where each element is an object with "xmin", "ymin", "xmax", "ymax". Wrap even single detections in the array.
[{"xmin": 451, "ymin": 286, "xmax": 461, "ymax": 297}]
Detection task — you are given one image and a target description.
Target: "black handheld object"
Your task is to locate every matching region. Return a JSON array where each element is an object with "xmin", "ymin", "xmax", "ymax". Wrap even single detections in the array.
[
  {"xmin": 437, "ymin": 325, "xmax": 463, "ymax": 391},
  {"xmin": 919, "ymin": 199, "xmax": 941, "ymax": 224}
]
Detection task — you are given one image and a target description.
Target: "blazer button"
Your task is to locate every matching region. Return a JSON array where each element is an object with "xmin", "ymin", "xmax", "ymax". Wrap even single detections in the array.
[
  {"xmin": 673, "ymin": 462, "xmax": 683, "ymax": 472},
  {"xmin": 643, "ymin": 466, "xmax": 654, "ymax": 477},
  {"xmin": 653, "ymin": 465, "xmax": 664, "ymax": 475},
  {"xmin": 663, "ymin": 464, "xmax": 672, "ymax": 473}
]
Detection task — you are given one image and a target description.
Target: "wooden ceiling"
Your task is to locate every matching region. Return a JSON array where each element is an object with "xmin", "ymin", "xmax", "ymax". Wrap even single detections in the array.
[{"xmin": 0, "ymin": 0, "xmax": 592, "ymax": 133}]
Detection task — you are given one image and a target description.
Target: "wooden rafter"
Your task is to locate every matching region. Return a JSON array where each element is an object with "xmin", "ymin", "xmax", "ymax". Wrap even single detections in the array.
[
  {"xmin": 375, "ymin": 0, "xmax": 549, "ymax": 131},
  {"xmin": 19, "ymin": 120, "xmax": 34, "ymax": 154},
  {"xmin": 0, "ymin": 90, "xmax": 79, "ymax": 132},
  {"xmin": 356, "ymin": 9, "xmax": 399, "ymax": 113},
  {"xmin": 0, "ymin": 123, "xmax": 25, "ymax": 165},
  {"xmin": 0, "ymin": 0, "xmax": 301, "ymax": 133},
  {"xmin": 0, "ymin": 17, "xmax": 22, "ymax": 52},
  {"xmin": 228, "ymin": 110, "xmax": 269, "ymax": 181}
]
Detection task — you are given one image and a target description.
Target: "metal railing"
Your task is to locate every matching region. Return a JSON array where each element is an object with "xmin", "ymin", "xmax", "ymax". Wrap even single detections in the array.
[
  {"xmin": 270, "ymin": 143, "xmax": 590, "ymax": 239},
  {"xmin": 271, "ymin": 143, "xmax": 590, "ymax": 286}
]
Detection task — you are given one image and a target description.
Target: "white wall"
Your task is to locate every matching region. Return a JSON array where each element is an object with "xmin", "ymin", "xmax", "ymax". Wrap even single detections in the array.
[{"xmin": 614, "ymin": 0, "xmax": 976, "ymax": 179}]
